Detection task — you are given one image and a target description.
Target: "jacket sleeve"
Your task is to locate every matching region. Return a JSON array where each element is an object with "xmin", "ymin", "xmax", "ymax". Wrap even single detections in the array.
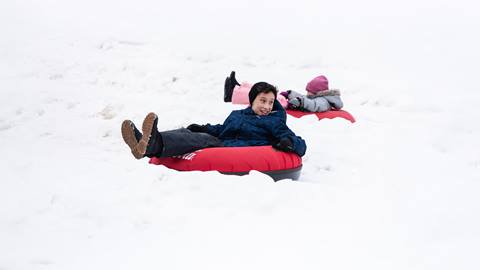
[
  {"xmin": 302, "ymin": 97, "xmax": 331, "ymax": 112},
  {"xmin": 267, "ymin": 120, "xmax": 307, "ymax": 157},
  {"xmin": 325, "ymin": 96, "xmax": 344, "ymax": 110},
  {"xmin": 205, "ymin": 112, "xmax": 235, "ymax": 137},
  {"xmin": 205, "ymin": 124, "xmax": 223, "ymax": 137}
]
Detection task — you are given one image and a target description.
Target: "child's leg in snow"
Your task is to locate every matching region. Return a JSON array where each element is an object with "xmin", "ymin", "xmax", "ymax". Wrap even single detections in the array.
[
  {"xmin": 147, "ymin": 128, "xmax": 224, "ymax": 158},
  {"xmin": 224, "ymin": 71, "xmax": 241, "ymax": 102},
  {"xmin": 231, "ymin": 82, "xmax": 253, "ymax": 104}
]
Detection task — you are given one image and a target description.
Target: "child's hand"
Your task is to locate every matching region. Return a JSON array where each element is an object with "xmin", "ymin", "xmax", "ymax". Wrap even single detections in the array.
[
  {"xmin": 187, "ymin": 124, "xmax": 208, "ymax": 133},
  {"xmin": 287, "ymin": 97, "xmax": 302, "ymax": 109},
  {"xmin": 273, "ymin": 138, "xmax": 294, "ymax": 152}
]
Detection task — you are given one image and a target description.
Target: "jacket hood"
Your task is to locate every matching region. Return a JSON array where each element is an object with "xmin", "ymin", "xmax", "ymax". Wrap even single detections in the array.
[{"xmin": 307, "ymin": 89, "xmax": 341, "ymax": 98}]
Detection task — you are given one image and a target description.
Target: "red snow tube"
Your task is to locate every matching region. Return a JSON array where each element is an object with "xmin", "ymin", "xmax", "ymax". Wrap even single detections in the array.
[
  {"xmin": 287, "ymin": 109, "xmax": 356, "ymax": 123},
  {"xmin": 149, "ymin": 146, "xmax": 302, "ymax": 181}
]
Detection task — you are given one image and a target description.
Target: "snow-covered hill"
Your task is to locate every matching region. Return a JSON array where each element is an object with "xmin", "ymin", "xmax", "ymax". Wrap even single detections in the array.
[{"xmin": 1, "ymin": 1, "xmax": 479, "ymax": 269}]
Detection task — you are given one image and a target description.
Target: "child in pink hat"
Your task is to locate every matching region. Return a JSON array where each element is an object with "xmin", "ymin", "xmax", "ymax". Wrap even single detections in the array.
[{"xmin": 280, "ymin": 75, "xmax": 343, "ymax": 112}]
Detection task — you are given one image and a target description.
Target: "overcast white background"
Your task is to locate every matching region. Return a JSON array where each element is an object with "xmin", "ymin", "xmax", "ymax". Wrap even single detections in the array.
[{"xmin": 1, "ymin": 1, "xmax": 480, "ymax": 269}]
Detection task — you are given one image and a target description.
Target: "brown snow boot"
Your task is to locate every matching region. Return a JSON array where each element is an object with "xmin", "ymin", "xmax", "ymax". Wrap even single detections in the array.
[
  {"xmin": 121, "ymin": 120, "xmax": 144, "ymax": 158},
  {"xmin": 133, "ymin": 112, "xmax": 163, "ymax": 158}
]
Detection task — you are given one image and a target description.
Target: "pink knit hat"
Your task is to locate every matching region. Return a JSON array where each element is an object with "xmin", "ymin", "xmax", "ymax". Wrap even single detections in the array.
[{"xmin": 306, "ymin": 75, "xmax": 329, "ymax": 94}]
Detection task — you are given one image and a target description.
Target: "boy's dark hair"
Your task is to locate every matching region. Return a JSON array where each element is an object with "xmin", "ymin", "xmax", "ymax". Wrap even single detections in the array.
[{"xmin": 248, "ymin": 82, "xmax": 278, "ymax": 104}]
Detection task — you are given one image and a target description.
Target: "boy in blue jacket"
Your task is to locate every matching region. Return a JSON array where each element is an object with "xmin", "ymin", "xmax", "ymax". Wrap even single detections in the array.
[{"xmin": 121, "ymin": 82, "xmax": 307, "ymax": 159}]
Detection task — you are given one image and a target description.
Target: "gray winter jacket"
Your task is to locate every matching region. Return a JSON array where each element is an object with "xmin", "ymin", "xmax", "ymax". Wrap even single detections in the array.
[{"xmin": 287, "ymin": 89, "xmax": 343, "ymax": 112}]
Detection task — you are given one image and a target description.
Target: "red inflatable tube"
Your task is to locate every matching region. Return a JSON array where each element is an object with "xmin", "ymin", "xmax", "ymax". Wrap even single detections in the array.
[
  {"xmin": 149, "ymin": 146, "xmax": 303, "ymax": 181},
  {"xmin": 286, "ymin": 109, "xmax": 356, "ymax": 123}
]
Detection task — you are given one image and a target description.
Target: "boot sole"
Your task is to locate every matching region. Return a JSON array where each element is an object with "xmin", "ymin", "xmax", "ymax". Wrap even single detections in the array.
[
  {"xmin": 133, "ymin": 112, "xmax": 157, "ymax": 159},
  {"xmin": 121, "ymin": 120, "xmax": 141, "ymax": 159}
]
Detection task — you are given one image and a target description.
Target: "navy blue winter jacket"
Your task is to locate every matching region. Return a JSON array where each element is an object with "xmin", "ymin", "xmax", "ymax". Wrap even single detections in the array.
[{"xmin": 205, "ymin": 100, "xmax": 307, "ymax": 157}]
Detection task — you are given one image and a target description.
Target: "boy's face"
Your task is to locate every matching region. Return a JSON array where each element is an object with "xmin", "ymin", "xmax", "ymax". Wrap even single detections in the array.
[{"xmin": 252, "ymin": 92, "xmax": 275, "ymax": 116}]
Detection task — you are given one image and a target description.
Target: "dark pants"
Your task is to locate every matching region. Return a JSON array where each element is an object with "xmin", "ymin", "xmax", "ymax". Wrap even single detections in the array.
[{"xmin": 147, "ymin": 128, "xmax": 223, "ymax": 158}]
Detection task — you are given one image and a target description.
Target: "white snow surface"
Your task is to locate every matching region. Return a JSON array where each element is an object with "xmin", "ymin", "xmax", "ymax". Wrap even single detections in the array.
[{"xmin": 1, "ymin": 0, "xmax": 480, "ymax": 269}]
